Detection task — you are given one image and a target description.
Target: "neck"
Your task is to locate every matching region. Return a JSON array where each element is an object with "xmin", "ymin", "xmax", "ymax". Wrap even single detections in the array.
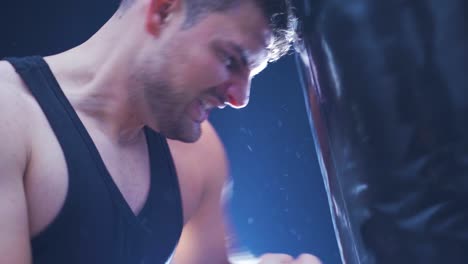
[{"xmin": 44, "ymin": 6, "xmax": 154, "ymax": 144}]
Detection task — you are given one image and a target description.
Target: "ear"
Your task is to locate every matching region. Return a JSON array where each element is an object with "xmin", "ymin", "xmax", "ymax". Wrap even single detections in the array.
[{"xmin": 145, "ymin": 0, "xmax": 181, "ymax": 36}]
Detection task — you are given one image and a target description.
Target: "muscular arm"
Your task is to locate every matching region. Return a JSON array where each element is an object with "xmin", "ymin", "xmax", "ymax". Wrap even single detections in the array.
[
  {"xmin": 169, "ymin": 123, "xmax": 322, "ymax": 264},
  {"xmin": 170, "ymin": 123, "xmax": 231, "ymax": 264},
  {"xmin": 0, "ymin": 81, "xmax": 32, "ymax": 263}
]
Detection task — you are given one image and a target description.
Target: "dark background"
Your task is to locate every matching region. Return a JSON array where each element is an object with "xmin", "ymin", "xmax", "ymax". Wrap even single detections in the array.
[{"xmin": 0, "ymin": 0, "xmax": 341, "ymax": 263}]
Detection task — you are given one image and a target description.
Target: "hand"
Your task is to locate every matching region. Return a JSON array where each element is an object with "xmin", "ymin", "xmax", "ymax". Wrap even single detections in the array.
[{"xmin": 259, "ymin": 253, "xmax": 322, "ymax": 264}]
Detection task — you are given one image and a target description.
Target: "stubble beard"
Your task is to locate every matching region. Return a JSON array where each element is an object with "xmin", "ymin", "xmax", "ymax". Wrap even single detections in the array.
[{"xmin": 143, "ymin": 78, "xmax": 202, "ymax": 143}]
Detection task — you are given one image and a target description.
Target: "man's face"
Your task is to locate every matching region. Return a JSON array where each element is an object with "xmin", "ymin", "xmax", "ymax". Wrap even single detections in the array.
[{"xmin": 134, "ymin": 0, "xmax": 272, "ymax": 143}]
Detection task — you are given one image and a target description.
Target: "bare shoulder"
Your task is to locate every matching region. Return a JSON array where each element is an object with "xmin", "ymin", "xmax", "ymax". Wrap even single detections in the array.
[
  {"xmin": 168, "ymin": 121, "xmax": 230, "ymax": 186},
  {"xmin": 200, "ymin": 122, "xmax": 229, "ymax": 186},
  {"xmin": 0, "ymin": 60, "xmax": 23, "ymax": 88},
  {"xmin": 0, "ymin": 60, "xmax": 34, "ymax": 169},
  {"xmin": 0, "ymin": 61, "xmax": 30, "ymax": 178},
  {"xmin": 0, "ymin": 60, "xmax": 35, "ymax": 108},
  {"xmin": 196, "ymin": 121, "xmax": 229, "ymax": 170}
]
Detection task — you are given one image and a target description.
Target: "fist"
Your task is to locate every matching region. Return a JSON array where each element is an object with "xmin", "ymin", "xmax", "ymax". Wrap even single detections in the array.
[{"xmin": 259, "ymin": 253, "xmax": 322, "ymax": 264}]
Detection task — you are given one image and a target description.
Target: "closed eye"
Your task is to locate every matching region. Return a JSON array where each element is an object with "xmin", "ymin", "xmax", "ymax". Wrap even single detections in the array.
[
  {"xmin": 212, "ymin": 41, "xmax": 246, "ymax": 74},
  {"xmin": 222, "ymin": 51, "xmax": 241, "ymax": 72}
]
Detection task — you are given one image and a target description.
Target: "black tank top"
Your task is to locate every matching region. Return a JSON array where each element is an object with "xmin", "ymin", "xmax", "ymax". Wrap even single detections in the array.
[{"xmin": 5, "ymin": 56, "xmax": 184, "ymax": 264}]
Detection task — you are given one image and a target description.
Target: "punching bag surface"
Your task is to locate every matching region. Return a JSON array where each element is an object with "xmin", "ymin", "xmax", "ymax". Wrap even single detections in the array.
[{"xmin": 294, "ymin": 0, "xmax": 468, "ymax": 263}]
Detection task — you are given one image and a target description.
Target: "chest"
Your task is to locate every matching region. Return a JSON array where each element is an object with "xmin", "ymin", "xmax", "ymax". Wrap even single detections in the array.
[{"xmin": 24, "ymin": 115, "xmax": 203, "ymax": 238}]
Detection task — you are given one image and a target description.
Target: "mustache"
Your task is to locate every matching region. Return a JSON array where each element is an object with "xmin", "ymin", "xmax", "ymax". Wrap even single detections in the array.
[{"xmin": 213, "ymin": 93, "xmax": 228, "ymax": 106}]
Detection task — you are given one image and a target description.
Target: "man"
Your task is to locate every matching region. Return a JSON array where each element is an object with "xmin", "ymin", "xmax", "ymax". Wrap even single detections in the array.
[{"xmin": 0, "ymin": 0, "xmax": 321, "ymax": 263}]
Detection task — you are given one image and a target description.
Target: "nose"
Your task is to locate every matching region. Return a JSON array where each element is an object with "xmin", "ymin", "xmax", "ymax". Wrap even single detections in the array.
[{"xmin": 224, "ymin": 76, "xmax": 252, "ymax": 109}]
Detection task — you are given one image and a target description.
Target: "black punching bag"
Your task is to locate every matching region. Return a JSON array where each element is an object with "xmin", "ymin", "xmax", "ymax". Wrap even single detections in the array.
[{"xmin": 293, "ymin": 0, "xmax": 468, "ymax": 263}]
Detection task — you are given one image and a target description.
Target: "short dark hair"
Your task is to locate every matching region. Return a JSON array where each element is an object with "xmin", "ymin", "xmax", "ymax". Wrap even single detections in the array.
[
  {"xmin": 119, "ymin": 0, "xmax": 297, "ymax": 62},
  {"xmin": 253, "ymin": 0, "xmax": 297, "ymax": 62}
]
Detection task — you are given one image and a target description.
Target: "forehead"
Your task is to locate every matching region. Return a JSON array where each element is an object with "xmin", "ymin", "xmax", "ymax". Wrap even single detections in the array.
[
  {"xmin": 186, "ymin": 1, "xmax": 273, "ymax": 72},
  {"xmin": 222, "ymin": 1, "xmax": 273, "ymax": 47}
]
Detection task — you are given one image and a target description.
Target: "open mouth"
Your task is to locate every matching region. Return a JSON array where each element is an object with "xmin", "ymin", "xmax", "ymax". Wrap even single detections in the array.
[{"xmin": 188, "ymin": 99, "xmax": 212, "ymax": 123}]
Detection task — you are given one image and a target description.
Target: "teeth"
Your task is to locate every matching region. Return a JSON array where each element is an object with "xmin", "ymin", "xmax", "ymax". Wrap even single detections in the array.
[{"xmin": 201, "ymin": 100, "xmax": 214, "ymax": 110}]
